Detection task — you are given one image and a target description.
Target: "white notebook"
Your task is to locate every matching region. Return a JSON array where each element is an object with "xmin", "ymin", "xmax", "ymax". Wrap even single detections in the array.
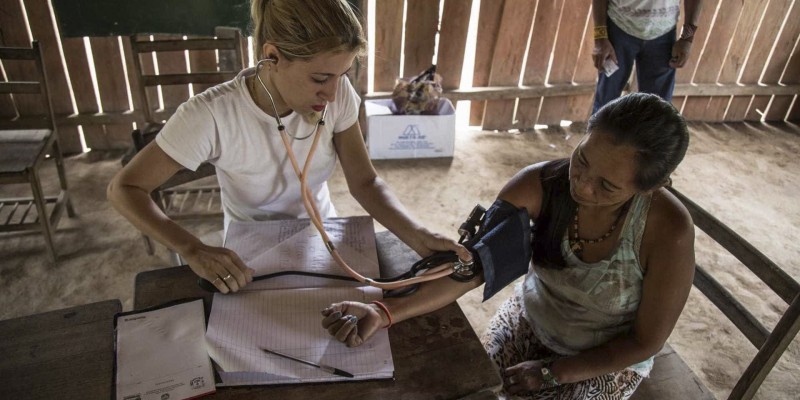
[
  {"xmin": 115, "ymin": 299, "xmax": 215, "ymax": 399},
  {"xmin": 206, "ymin": 217, "xmax": 394, "ymax": 386}
]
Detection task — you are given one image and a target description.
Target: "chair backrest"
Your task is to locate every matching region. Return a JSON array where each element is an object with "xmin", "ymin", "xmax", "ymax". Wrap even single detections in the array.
[
  {"xmin": 0, "ymin": 41, "xmax": 56, "ymax": 131},
  {"xmin": 669, "ymin": 187, "xmax": 800, "ymax": 400},
  {"xmin": 129, "ymin": 29, "xmax": 244, "ymax": 125}
]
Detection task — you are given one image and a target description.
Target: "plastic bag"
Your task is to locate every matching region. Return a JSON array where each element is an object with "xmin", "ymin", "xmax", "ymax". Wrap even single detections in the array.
[{"xmin": 391, "ymin": 65, "xmax": 443, "ymax": 115}]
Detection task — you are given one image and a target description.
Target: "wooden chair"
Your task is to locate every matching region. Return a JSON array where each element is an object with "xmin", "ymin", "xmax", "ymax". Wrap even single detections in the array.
[
  {"xmin": 125, "ymin": 30, "xmax": 244, "ymax": 261},
  {"xmin": 0, "ymin": 41, "xmax": 75, "ymax": 262},
  {"xmin": 632, "ymin": 187, "xmax": 800, "ymax": 400}
]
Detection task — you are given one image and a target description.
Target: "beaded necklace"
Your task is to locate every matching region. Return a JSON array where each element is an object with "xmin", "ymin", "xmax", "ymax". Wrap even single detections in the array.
[{"xmin": 569, "ymin": 200, "xmax": 631, "ymax": 258}]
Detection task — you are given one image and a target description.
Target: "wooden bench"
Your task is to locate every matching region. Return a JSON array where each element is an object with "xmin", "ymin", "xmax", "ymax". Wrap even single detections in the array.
[{"xmin": 631, "ymin": 187, "xmax": 800, "ymax": 400}]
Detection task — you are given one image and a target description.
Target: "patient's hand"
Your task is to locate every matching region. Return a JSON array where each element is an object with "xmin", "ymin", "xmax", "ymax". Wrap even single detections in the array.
[{"xmin": 321, "ymin": 301, "xmax": 384, "ymax": 347}]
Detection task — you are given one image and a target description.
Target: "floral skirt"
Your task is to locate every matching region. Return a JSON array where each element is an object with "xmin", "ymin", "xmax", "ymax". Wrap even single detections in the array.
[{"xmin": 480, "ymin": 293, "xmax": 644, "ymax": 400}]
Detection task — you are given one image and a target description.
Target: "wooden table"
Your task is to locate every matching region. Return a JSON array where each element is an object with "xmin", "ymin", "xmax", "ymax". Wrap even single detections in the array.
[
  {"xmin": 134, "ymin": 231, "xmax": 502, "ymax": 399},
  {"xmin": 0, "ymin": 299, "xmax": 121, "ymax": 400}
]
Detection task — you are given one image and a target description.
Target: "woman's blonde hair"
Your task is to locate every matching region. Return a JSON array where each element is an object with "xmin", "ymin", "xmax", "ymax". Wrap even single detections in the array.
[{"xmin": 251, "ymin": 0, "xmax": 367, "ymax": 61}]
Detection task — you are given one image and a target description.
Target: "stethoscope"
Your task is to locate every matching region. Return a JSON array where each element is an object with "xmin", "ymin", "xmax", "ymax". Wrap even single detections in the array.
[{"xmin": 210, "ymin": 58, "xmax": 472, "ymax": 293}]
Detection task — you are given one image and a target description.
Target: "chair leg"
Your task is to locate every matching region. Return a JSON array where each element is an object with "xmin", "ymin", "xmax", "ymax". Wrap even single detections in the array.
[
  {"xmin": 142, "ymin": 233, "xmax": 155, "ymax": 255},
  {"xmin": 51, "ymin": 136, "xmax": 75, "ymax": 217},
  {"xmin": 30, "ymin": 169, "xmax": 57, "ymax": 262},
  {"xmin": 168, "ymin": 250, "xmax": 183, "ymax": 267}
]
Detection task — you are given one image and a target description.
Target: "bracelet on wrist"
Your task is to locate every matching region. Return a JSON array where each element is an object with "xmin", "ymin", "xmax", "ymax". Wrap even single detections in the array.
[
  {"xmin": 540, "ymin": 360, "xmax": 560, "ymax": 388},
  {"xmin": 371, "ymin": 300, "xmax": 393, "ymax": 329},
  {"xmin": 679, "ymin": 23, "xmax": 697, "ymax": 43},
  {"xmin": 594, "ymin": 25, "xmax": 609, "ymax": 40}
]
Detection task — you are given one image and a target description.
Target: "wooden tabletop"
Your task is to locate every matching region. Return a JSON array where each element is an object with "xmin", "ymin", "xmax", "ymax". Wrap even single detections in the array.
[
  {"xmin": 0, "ymin": 299, "xmax": 122, "ymax": 400},
  {"xmin": 134, "ymin": 231, "xmax": 502, "ymax": 399}
]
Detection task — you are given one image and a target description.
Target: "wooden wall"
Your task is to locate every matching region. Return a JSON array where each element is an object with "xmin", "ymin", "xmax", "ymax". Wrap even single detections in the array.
[
  {"xmin": 1, "ymin": 0, "xmax": 799, "ymax": 153},
  {"xmin": 369, "ymin": 0, "xmax": 800, "ymax": 129}
]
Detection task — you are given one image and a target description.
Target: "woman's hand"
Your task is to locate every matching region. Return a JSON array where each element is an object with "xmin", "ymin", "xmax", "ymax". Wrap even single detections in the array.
[
  {"xmin": 321, "ymin": 301, "xmax": 385, "ymax": 347},
  {"xmin": 416, "ymin": 229, "xmax": 473, "ymax": 262},
  {"xmin": 181, "ymin": 243, "xmax": 254, "ymax": 293},
  {"xmin": 504, "ymin": 360, "xmax": 546, "ymax": 394}
]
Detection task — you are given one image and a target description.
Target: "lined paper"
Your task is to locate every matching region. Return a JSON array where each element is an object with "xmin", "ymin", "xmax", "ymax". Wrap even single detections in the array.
[
  {"xmin": 225, "ymin": 217, "xmax": 380, "ymax": 290},
  {"xmin": 206, "ymin": 216, "xmax": 394, "ymax": 386}
]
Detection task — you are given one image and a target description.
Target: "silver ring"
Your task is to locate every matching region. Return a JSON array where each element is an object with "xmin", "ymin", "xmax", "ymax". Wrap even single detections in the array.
[
  {"xmin": 223, "ymin": 274, "xmax": 233, "ymax": 281},
  {"xmin": 212, "ymin": 277, "xmax": 222, "ymax": 285}
]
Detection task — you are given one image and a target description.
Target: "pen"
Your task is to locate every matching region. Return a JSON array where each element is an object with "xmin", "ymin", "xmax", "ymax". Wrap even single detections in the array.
[{"xmin": 260, "ymin": 347, "xmax": 355, "ymax": 378}]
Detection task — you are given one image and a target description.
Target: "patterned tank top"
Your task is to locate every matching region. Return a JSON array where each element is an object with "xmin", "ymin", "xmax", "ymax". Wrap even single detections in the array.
[{"xmin": 522, "ymin": 193, "xmax": 654, "ymax": 376}]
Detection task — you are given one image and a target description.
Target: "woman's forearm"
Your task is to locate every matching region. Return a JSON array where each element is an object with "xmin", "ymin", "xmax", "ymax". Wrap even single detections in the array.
[
  {"xmin": 349, "ymin": 175, "xmax": 432, "ymax": 255},
  {"xmin": 107, "ymin": 181, "xmax": 203, "ymax": 255},
  {"xmin": 549, "ymin": 333, "xmax": 661, "ymax": 385},
  {"xmin": 381, "ymin": 273, "xmax": 483, "ymax": 325}
]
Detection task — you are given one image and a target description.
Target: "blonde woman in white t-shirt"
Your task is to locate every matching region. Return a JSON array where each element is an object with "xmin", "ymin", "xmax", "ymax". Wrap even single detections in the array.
[{"xmin": 108, "ymin": 0, "xmax": 470, "ymax": 293}]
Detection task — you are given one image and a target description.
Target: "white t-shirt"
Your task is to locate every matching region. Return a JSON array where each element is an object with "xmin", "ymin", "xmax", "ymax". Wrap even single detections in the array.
[
  {"xmin": 155, "ymin": 67, "xmax": 361, "ymax": 232},
  {"xmin": 608, "ymin": 0, "xmax": 680, "ymax": 40}
]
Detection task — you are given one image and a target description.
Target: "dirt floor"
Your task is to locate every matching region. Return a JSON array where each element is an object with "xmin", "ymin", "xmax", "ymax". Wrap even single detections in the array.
[{"xmin": 1, "ymin": 120, "xmax": 798, "ymax": 399}]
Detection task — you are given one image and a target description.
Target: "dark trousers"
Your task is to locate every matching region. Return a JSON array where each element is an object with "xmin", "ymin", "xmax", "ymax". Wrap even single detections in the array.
[{"xmin": 592, "ymin": 18, "xmax": 677, "ymax": 114}]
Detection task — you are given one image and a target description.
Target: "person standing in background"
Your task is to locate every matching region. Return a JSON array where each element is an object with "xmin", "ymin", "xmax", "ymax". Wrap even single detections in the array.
[{"xmin": 591, "ymin": 0, "xmax": 704, "ymax": 113}]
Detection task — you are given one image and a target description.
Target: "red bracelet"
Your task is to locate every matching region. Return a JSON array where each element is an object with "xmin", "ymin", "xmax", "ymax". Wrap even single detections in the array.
[{"xmin": 371, "ymin": 300, "xmax": 393, "ymax": 329}]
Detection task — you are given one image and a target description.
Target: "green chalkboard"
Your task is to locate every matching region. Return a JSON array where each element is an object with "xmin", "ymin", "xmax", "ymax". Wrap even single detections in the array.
[
  {"xmin": 52, "ymin": 0, "xmax": 363, "ymax": 38},
  {"xmin": 52, "ymin": 0, "xmax": 252, "ymax": 37}
]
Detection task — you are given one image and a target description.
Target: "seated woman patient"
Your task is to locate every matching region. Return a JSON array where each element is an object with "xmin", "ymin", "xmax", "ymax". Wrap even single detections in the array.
[
  {"xmin": 107, "ymin": 0, "xmax": 468, "ymax": 293},
  {"xmin": 322, "ymin": 93, "xmax": 695, "ymax": 400}
]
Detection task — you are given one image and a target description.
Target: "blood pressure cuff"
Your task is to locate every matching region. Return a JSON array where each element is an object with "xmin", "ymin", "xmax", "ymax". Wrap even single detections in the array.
[{"xmin": 466, "ymin": 199, "xmax": 532, "ymax": 302}]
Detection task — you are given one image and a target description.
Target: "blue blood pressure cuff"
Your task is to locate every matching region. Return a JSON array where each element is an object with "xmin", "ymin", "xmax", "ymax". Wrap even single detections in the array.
[{"xmin": 463, "ymin": 200, "xmax": 532, "ymax": 302}]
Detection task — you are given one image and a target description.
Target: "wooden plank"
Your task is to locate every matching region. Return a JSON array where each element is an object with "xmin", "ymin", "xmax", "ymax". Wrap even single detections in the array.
[
  {"xmin": 787, "ymin": 98, "xmax": 800, "ymax": 121},
  {"xmin": 89, "ymin": 36, "xmax": 131, "ymax": 149},
  {"xmin": 214, "ymin": 27, "xmax": 245, "ymax": 85},
  {"xmin": 767, "ymin": 10, "xmax": 800, "ymax": 121},
  {"xmin": 731, "ymin": 294, "xmax": 800, "ymax": 399},
  {"xmin": 673, "ymin": 0, "xmax": 721, "ymax": 114},
  {"xmin": 682, "ymin": 1, "xmax": 742, "ymax": 121},
  {"xmin": 0, "ymin": 1, "xmax": 42, "ymax": 118},
  {"xmin": 669, "ymin": 187, "xmax": 800, "ymax": 303},
  {"xmin": 694, "ymin": 265, "xmax": 768, "ymax": 348},
  {"xmin": 190, "ymin": 45, "xmax": 221, "ymax": 95},
  {"xmin": 538, "ymin": 0, "xmax": 590, "ymax": 125},
  {"xmin": 0, "ymin": 7, "xmax": 20, "ymax": 118},
  {"xmin": 120, "ymin": 36, "xmax": 145, "ymax": 127},
  {"xmin": 726, "ymin": 0, "xmax": 793, "ymax": 120},
  {"xmin": 188, "ymin": 35, "xmax": 220, "ymax": 96},
  {"xmin": 373, "ymin": 0, "xmax": 404, "ymax": 92},
  {"xmin": 705, "ymin": 0, "xmax": 769, "ymax": 121},
  {"xmin": 437, "ymin": 0, "xmax": 472, "ymax": 91},
  {"xmin": 133, "ymin": 35, "xmax": 161, "ymax": 123},
  {"xmin": 517, "ymin": 0, "xmax": 563, "ymax": 129},
  {"xmin": 564, "ymin": 5, "xmax": 595, "ymax": 123},
  {"xmin": 60, "ymin": 38, "xmax": 105, "ymax": 147},
  {"xmin": 403, "ymin": 0, "xmax": 438, "ymax": 79},
  {"xmin": 154, "ymin": 34, "xmax": 190, "ymax": 115},
  {"xmin": 351, "ymin": 0, "xmax": 369, "ymax": 96},
  {"xmin": 754, "ymin": 1, "xmax": 800, "ymax": 121},
  {"xmin": 364, "ymin": 82, "xmax": 800, "ymax": 102},
  {"xmin": 23, "ymin": 0, "xmax": 82, "ymax": 154},
  {"xmin": 469, "ymin": 0, "xmax": 505, "ymax": 126},
  {"xmin": 482, "ymin": 0, "xmax": 537, "ymax": 131},
  {"xmin": 764, "ymin": 95, "xmax": 793, "ymax": 121}
]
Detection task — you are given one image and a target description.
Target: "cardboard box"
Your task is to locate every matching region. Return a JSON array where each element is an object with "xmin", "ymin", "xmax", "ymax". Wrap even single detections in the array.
[{"xmin": 365, "ymin": 98, "xmax": 456, "ymax": 159}]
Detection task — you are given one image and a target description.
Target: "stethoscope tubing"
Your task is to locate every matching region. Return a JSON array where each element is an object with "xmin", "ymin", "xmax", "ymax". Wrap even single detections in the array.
[{"xmin": 251, "ymin": 58, "xmax": 457, "ymax": 290}]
